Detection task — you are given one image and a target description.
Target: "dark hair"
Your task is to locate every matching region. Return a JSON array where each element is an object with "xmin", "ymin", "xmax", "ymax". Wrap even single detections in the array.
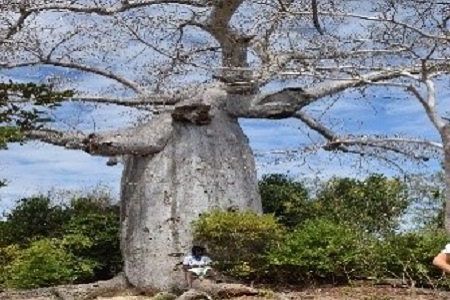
[{"xmin": 192, "ymin": 245, "xmax": 206, "ymax": 256}]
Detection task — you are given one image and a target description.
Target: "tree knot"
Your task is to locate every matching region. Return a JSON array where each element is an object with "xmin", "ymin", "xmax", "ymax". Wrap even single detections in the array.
[{"xmin": 172, "ymin": 103, "xmax": 212, "ymax": 125}]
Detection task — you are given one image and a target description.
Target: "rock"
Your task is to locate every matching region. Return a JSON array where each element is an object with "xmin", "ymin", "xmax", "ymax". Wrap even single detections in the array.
[
  {"xmin": 152, "ymin": 292, "xmax": 177, "ymax": 300},
  {"xmin": 174, "ymin": 279, "xmax": 259, "ymax": 300}
]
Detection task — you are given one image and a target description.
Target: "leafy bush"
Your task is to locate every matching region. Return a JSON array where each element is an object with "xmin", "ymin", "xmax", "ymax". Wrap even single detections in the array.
[
  {"xmin": 0, "ymin": 245, "xmax": 20, "ymax": 287},
  {"xmin": 64, "ymin": 212, "xmax": 121, "ymax": 281},
  {"xmin": 192, "ymin": 210, "xmax": 284, "ymax": 281},
  {"xmin": 64, "ymin": 194, "xmax": 121, "ymax": 281},
  {"xmin": 267, "ymin": 218, "xmax": 372, "ymax": 283},
  {"xmin": 0, "ymin": 192, "xmax": 121, "ymax": 287},
  {"xmin": 3, "ymin": 238, "xmax": 96, "ymax": 289},
  {"xmin": 0, "ymin": 196, "xmax": 69, "ymax": 247},
  {"xmin": 315, "ymin": 174, "xmax": 409, "ymax": 234},
  {"xmin": 369, "ymin": 229, "xmax": 448, "ymax": 286},
  {"xmin": 259, "ymin": 174, "xmax": 311, "ymax": 228}
]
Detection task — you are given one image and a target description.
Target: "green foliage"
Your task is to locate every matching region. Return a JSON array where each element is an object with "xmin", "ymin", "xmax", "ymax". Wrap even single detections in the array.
[
  {"xmin": 3, "ymin": 238, "xmax": 96, "ymax": 289},
  {"xmin": 267, "ymin": 218, "xmax": 372, "ymax": 283},
  {"xmin": 315, "ymin": 174, "xmax": 409, "ymax": 234},
  {"xmin": 0, "ymin": 81, "xmax": 73, "ymax": 149},
  {"xmin": 0, "ymin": 245, "xmax": 20, "ymax": 287},
  {"xmin": 369, "ymin": 229, "xmax": 448, "ymax": 285},
  {"xmin": 0, "ymin": 175, "xmax": 447, "ymax": 288},
  {"xmin": 408, "ymin": 174, "xmax": 445, "ymax": 230},
  {"xmin": 0, "ymin": 196, "xmax": 69, "ymax": 247},
  {"xmin": 63, "ymin": 194, "xmax": 121, "ymax": 280},
  {"xmin": 259, "ymin": 174, "xmax": 310, "ymax": 228},
  {"xmin": 64, "ymin": 210, "xmax": 121, "ymax": 281},
  {"xmin": 0, "ymin": 192, "xmax": 121, "ymax": 288},
  {"xmin": 192, "ymin": 210, "xmax": 284, "ymax": 280},
  {"xmin": 0, "ymin": 126, "xmax": 24, "ymax": 149}
]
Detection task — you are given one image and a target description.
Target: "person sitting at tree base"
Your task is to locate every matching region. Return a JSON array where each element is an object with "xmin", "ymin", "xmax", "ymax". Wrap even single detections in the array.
[
  {"xmin": 433, "ymin": 244, "xmax": 450, "ymax": 273},
  {"xmin": 182, "ymin": 245, "xmax": 216, "ymax": 288}
]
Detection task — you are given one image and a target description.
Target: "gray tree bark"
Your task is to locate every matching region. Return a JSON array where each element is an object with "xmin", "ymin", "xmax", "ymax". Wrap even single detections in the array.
[{"xmin": 114, "ymin": 91, "xmax": 262, "ymax": 291}]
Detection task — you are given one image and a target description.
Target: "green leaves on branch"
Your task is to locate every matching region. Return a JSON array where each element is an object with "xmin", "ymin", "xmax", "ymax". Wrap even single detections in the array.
[
  {"xmin": 0, "ymin": 126, "xmax": 23, "ymax": 149},
  {"xmin": 0, "ymin": 81, "xmax": 74, "ymax": 149},
  {"xmin": 0, "ymin": 82, "xmax": 73, "ymax": 106}
]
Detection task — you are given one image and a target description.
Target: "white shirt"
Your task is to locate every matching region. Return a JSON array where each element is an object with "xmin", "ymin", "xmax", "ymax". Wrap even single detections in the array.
[
  {"xmin": 442, "ymin": 244, "xmax": 450, "ymax": 253},
  {"xmin": 182, "ymin": 255, "xmax": 212, "ymax": 266}
]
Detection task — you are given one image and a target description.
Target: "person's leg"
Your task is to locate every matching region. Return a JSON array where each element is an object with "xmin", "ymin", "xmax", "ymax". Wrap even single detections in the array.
[{"xmin": 186, "ymin": 271, "xmax": 194, "ymax": 288}]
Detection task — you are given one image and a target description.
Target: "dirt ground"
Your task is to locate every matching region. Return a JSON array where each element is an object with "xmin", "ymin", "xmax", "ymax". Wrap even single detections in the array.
[
  {"xmin": 3, "ymin": 282, "xmax": 450, "ymax": 300},
  {"xmin": 270, "ymin": 285, "xmax": 443, "ymax": 300},
  {"xmin": 95, "ymin": 285, "xmax": 449, "ymax": 300}
]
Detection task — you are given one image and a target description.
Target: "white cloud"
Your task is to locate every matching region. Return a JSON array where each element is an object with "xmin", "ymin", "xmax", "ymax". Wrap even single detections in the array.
[{"xmin": 0, "ymin": 142, "xmax": 122, "ymax": 212}]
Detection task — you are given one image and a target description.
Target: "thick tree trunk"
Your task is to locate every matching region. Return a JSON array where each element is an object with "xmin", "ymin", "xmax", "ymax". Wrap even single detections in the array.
[{"xmin": 119, "ymin": 105, "xmax": 262, "ymax": 291}]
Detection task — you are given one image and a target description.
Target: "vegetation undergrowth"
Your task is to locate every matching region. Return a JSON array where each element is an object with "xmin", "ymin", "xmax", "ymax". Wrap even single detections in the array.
[{"xmin": 0, "ymin": 173, "xmax": 448, "ymax": 290}]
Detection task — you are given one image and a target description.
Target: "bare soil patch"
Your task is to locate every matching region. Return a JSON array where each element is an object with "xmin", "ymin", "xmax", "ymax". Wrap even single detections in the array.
[{"xmin": 2, "ymin": 281, "xmax": 450, "ymax": 300}]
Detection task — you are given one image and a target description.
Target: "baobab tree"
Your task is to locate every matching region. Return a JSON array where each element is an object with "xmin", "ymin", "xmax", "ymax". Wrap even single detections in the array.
[{"xmin": 1, "ymin": 0, "xmax": 450, "ymax": 292}]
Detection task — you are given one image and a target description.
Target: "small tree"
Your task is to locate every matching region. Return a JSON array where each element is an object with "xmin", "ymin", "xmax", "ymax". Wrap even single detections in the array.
[
  {"xmin": 259, "ymin": 174, "xmax": 310, "ymax": 228},
  {"xmin": 315, "ymin": 174, "xmax": 409, "ymax": 234}
]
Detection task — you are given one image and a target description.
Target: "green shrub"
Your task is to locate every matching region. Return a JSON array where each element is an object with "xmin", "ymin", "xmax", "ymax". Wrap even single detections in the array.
[
  {"xmin": 259, "ymin": 174, "xmax": 311, "ymax": 228},
  {"xmin": 3, "ymin": 238, "xmax": 97, "ymax": 289},
  {"xmin": 315, "ymin": 174, "xmax": 409, "ymax": 234},
  {"xmin": 369, "ymin": 229, "xmax": 448, "ymax": 286},
  {"xmin": 267, "ymin": 218, "xmax": 372, "ymax": 283},
  {"xmin": 0, "ymin": 196, "xmax": 69, "ymax": 247},
  {"xmin": 0, "ymin": 245, "xmax": 20, "ymax": 288},
  {"xmin": 192, "ymin": 210, "xmax": 284, "ymax": 281},
  {"xmin": 63, "ymin": 212, "xmax": 121, "ymax": 281}
]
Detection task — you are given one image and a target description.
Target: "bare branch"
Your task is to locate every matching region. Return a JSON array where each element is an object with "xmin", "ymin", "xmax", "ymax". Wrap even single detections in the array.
[
  {"xmin": 74, "ymin": 95, "xmax": 178, "ymax": 107},
  {"xmin": 1, "ymin": 10, "xmax": 33, "ymax": 42},
  {"xmin": 27, "ymin": 0, "xmax": 208, "ymax": 15},
  {"xmin": 25, "ymin": 129, "xmax": 87, "ymax": 150},
  {"xmin": 356, "ymin": 69, "xmax": 447, "ymax": 131},
  {"xmin": 1, "ymin": 60, "xmax": 146, "ymax": 95},
  {"xmin": 308, "ymin": 69, "xmax": 420, "ymax": 100},
  {"xmin": 291, "ymin": 10, "xmax": 450, "ymax": 41},
  {"xmin": 293, "ymin": 111, "xmax": 433, "ymax": 171},
  {"xmin": 85, "ymin": 113, "xmax": 173, "ymax": 156},
  {"xmin": 311, "ymin": 0, "xmax": 324, "ymax": 35},
  {"xmin": 241, "ymin": 66, "xmax": 425, "ymax": 118},
  {"xmin": 326, "ymin": 137, "xmax": 443, "ymax": 151},
  {"xmin": 420, "ymin": 79, "xmax": 446, "ymax": 129},
  {"xmin": 294, "ymin": 110, "xmax": 335, "ymax": 141},
  {"xmin": 25, "ymin": 113, "xmax": 173, "ymax": 156}
]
